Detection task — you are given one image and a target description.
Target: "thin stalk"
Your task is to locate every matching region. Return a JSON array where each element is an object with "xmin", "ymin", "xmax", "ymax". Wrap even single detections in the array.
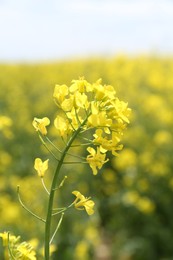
[
  {"xmin": 17, "ymin": 186, "xmax": 46, "ymax": 223},
  {"xmin": 78, "ymin": 135, "xmax": 93, "ymax": 143},
  {"xmin": 41, "ymin": 178, "xmax": 50, "ymax": 195},
  {"xmin": 39, "ymin": 134, "xmax": 59, "ymax": 161},
  {"xmin": 63, "ymin": 161, "xmax": 87, "ymax": 164},
  {"xmin": 46, "ymin": 135, "xmax": 86, "ymax": 160},
  {"xmin": 52, "ymin": 202, "xmax": 75, "ymax": 216},
  {"xmin": 65, "ymin": 152, "xmax": 86, "ymax": 160},
  {"xmin": 51, "ymin": 209, "xmax": 66, "ymax": 216},
  {"xmin": 44, "ymin": 116, "xmax": 88, "ymax": 260},
  {"xmin": 49, "ymin": 213, "xmax": 64, "ymax": 245},
  {"xmin": 74, "ymin": 108, "xmax": 81, "ymax": 125},
  {"xmin": 61, "ymin": 136, "xmax": 67, "ymax": 146},
  {"xmin": 71, "ymin": 142, "xmax": 92, "ymax": 147},
  {"xmin": 7, "ymin": 232, "xmax": 16, "ymax": 260},
  {"xmin": 52, "ymin": 207, "xmax": 66, "ymax": 211},
  {"xmin": 46, "ymin": 137, "xmax": 62, "ymax": 153}
]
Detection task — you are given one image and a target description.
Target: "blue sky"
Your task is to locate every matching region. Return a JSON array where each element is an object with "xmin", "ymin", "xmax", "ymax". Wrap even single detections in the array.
[{"xmin": 0, "ymin": 0, "xmax": 173, "ymax": 61}]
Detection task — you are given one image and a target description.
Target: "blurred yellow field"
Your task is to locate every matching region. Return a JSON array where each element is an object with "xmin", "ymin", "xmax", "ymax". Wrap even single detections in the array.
[{"xmin": 0, "ymin": 56, "xmax": 173, "ymax": 259}]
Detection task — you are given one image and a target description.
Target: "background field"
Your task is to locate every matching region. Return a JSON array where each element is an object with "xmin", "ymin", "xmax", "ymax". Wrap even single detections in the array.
[{"xmin": 0, "ymin": 56, "xmax": 173, "ymax": 259}]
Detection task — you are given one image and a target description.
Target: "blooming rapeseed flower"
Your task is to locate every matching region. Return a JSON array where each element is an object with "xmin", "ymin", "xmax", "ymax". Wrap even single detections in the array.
[
  {"xmin": 34, "ymin": 158, "xmax": 49, "ymax": 178},
  {"xmin": 0, "ymin": 232, "xmax": 36, "ymax": 260},
  {"xmin": 86, "ymin": 147, "xmax": 109, "ymax": 175},
  {"xmin": 53, "ymin": 84, "xmax": 69, "ymax": 106},
  {"xmin": 32, "ymin": 117, "xmax": 50, "ymax": 135},
  {"xmin": 54, "ymin": 115, "xmax": 72, "ymax": 137},
  {"xmin": 93, "ymin": 129, "xmax": 123, "ymax": 156},
  {"xmin": 72, "ymin": 191, "xmax": 95, "ymax": 215},
  {"xmin": 16, "ymin": 242, "xmax": 36, "ymax": 260},
  {"xmin": 0, "ymin": 231, "xmax": 20, "ymax": 247}
]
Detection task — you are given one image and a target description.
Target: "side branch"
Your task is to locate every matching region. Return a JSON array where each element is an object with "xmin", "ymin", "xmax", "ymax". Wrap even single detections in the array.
[{"xmin": 17, "ymin": 185, "xmax": 46, "ymax": 223}]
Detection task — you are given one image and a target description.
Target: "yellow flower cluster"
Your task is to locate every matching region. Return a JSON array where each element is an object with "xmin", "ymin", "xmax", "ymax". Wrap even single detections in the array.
[
  {"xmin": 0, "ymin": 232, "xmax": 36, "ymax": 260},
  {"xmin": 32, "ymin": 78, "xmax": 131, "ymax": 217},
  {"xmin": 53, "ymin": 78, "xmax": 131, "ymax": 174},
  {"xmin": 32, "ymin": 78, "xmax": 130, "ymax": 174}
]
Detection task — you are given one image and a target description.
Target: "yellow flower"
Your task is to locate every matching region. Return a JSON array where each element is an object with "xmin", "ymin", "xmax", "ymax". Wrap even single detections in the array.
[
  {"xmin": 93, "ymin": 129, "xmax": 123, "ymax": 156},
  {"xmin": 72, "ymin": 191, "xmax": 95, "ymax": 215},
  {"xmin": 74, "ymin": 92, "xmax": 89, "ymax": 109},
  {"xmin": 0, "ymin": 232, "xmax": 8, "ymax": 246},
  {"xmin": 0, "ymin": 232, "xmax": 36, "ymax": 259},
  {"xmin": 53, "ymin": 84, "xmax": 69, "ymax": 106},
  {"xmin": 86, "ymin": 147, "xmax": 109, "ymax": 175},
  {"xmin": 34, "ymin": 158, "xmax": 49, "ymax": 178},
  {"xmin": 70, "ymin": 78, "xmax": 93, "ymax": 93},
  {"xmin": 109, "ymin": 99, "xmax": 131, "ymax": 123},
  {"xmin": 16, "ymin": 242, "xmax": 36, "ymax": 260},
  {"xmin": 0, "ymin": 232, "xmax": 20, "ymax": 247},
  {"xmin": 66, "ymin": 107, "xmax": 87, "ymax": 130},
  {"xmin": 32, "ymin": 117, "xmax": 50, "ymax": 135},
  {"xmin": 93, "ymin": 79, "xmax": 116, "ymax": 101},
  {"xmin": 88, "ymin": 110, "xmax": 112, "ymax": 130},
  {"xmin": 61, "ymin": 95, "xmax": 74, "ymax": 111},
  {"xmin": 54, "ymin": 115, "xmax": 72, "ymax": 137}
]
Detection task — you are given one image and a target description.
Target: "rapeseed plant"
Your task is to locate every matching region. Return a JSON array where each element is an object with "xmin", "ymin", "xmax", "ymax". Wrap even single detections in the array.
[{"xmin": 1, "ymin": 78, "xmax": 130, "ymax": 259}]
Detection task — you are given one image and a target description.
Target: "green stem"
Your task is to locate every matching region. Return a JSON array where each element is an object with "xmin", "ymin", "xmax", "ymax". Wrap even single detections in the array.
[
  {"xmin": 49, "ymin": 213, "xmax": 64, "ymax": 245},
  {"xmin": 7, "ymin": 232, "xmax": 16, "ymax": 260},
  {"xmin": 46, "ymin": 136, "xmax": 85, "ymax": 160},
  {"xmin": 44, "ymin": 117, "xmax": 88, "ymax": 260},
  {"xmin": 63, "ymin": 161, "xmax": 87, "ymax": 164},
  {"xmin": 17, "ymin": 186, "xmax": 45, "ymax": 223},
  {"xmin": 39, "ymin": 134, "xmax": 59, "ymax": 161},
  {"xmin": 71, "ymin": 142, "xmax": 92, "ymax": 147},
  {"xmin": 41, "ymin": 178, "xmax": 50, "ymax": 195},
  {"xmin": 46, "ymin": 136, "xmax": 62, "ymax": 153}
]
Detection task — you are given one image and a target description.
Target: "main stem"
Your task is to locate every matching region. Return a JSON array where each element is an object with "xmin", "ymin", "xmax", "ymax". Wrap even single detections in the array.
[{"xmin": 44, "ymin": 119, "xmax": 87, "ymax": 260}]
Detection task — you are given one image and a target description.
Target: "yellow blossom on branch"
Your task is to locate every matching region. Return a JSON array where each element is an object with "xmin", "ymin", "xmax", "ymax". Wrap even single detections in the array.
[
  {"xmin": 61, "ymin": 95, "xmax": 74, "ymax": 112},
  {"xmin": 51, "ymin": 78, "xmax": 131, "ymax": 174},
  {"xmin": 72, "ymin": 191, "xmax": 95, "ymax": 215},
  {"xmin": 66, "ymin": 108, "xmax": 82, "ymax": 130},
  {"xmin": 87, "ymin": 111, "xmax": 112, "ymax": 133},
  {"xmin": 16, "ymin": 242, "xmax": 36, "ymax": 260},
  {"xmin": 53, "ymin": 84, "xmax": 69, "ymax": 107},
  {"xmin": 93, "ymin": 129, "xmax": 123, "ymax": 156},
  {"xmin": 70, "ymin": 77, "xmax": 93, "ymax": 93},
  {"xmin": 86, "ymin": 147, "xmax": 109, "ymax": 175},
  {"xmin": 34, "ymin": 158, "xmax": 49, "ymax": 178},
  {"xmin": 108, "ymin": 99, "xmax": 131, "ymax": 124},
  {"xmin": 54, "ymin": 115, "xmax": 72, "ymax": 137},
  {"xmin": 74, "ymin": 91, "xmax": 89, "ymax": 109},
  {"xmin": 32, "ymin": 117, "xmax": 50, "ymax": 135},
  {"xmin": 92, "ymin": 79, "xmax": 116, "ymax": 101},
  {"xmin": 0, "ymin": 231, "xmax": 19, "ymax": 247},
  {"xmin": 0, "ymin": 232, "xmax": 36, "ymax": 260}
]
